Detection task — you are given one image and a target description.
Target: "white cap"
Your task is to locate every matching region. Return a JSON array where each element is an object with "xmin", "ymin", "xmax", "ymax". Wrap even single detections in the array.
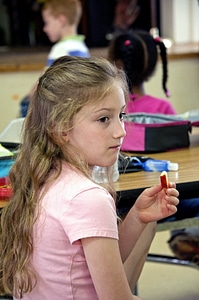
[{"xmin": 168, "ymin": 162, "xmax": 179, "ymax": 171}]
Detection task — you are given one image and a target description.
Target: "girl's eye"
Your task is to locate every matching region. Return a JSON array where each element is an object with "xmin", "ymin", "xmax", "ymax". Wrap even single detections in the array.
[
  {"xmin": 119, "ymin": 112, "xmax": 126, "ymax": 121},
  {"xmin": 98, "ymin": 116, "xmax": 109, "ymax": 123}
]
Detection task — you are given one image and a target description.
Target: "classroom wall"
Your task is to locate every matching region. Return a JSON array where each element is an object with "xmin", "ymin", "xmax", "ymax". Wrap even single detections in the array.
[
  {"xmin": 0, "ymin": 57, "xmax": 199, "ymax": 132},
  {"xmin": 161, "ymin": 0, "xmax": 199, "ymax": 44},
  {"xmin": 145, "ymin": 57, "xmax": 199, "ymax": 113},
  {"xmin": 0, "ymin": 71, "xmax": 40, "ymax": 132}
]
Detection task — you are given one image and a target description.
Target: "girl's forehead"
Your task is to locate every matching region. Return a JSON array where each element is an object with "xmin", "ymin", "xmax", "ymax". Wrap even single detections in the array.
[{"xmin": 82, "ymin": 86, "xmax": 126, "ymax": 113}]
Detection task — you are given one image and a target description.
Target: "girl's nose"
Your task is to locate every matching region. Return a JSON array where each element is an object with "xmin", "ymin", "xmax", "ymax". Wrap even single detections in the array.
[{"xmin": 113, "ymin": 120, "xmax": 126, "ymax": 139}]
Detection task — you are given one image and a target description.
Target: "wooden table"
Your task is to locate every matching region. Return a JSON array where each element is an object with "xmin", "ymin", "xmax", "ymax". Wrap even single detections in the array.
[
  {"xmin": 116, "ymin": 127, "xmax": 199, "ymax": 193},
  {"xmin": 115, "ymin": 127, "xmax": 199, "ymax": 231},
  {"xmin": 116, "ymin": 145, "xmax": 199, "ymax": 190}
]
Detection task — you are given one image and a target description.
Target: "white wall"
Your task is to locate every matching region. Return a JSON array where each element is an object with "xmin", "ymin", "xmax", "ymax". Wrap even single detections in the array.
[
  {"xmin": 145, "ymin": 57, "xmax": 199, "ymax": 114},
  {"xmin": 161, "ymin": 0, "xmax": 199, "ymax": 43},
  {"xmin": 0, "ymin": 71, "xmax": 40, "ymax": 132}
]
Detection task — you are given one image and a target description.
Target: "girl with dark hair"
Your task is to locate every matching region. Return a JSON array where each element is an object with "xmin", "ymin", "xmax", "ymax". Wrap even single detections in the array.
[{"xmin": 108, "ymin": 30, "xmax": 176, "ymax": 115}]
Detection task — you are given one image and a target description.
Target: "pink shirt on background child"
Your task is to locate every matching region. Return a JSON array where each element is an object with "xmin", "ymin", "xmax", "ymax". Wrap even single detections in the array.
[
  {"xmin": 127, "ymin": 94, "xmax": 176, "ymax": 115},
  {"xmin": 19, "ymin": 163, "xmax": 118, "ymax": 300}
]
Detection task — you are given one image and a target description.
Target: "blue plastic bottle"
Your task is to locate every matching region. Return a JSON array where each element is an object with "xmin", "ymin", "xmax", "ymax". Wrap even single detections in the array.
[
  {"xmin": 142, "ymin": 159, "xmax": 178, "ymax": 172},
  {"xmin": 118, "ymin": 155, "xmax": 178, "ymax": 173}
]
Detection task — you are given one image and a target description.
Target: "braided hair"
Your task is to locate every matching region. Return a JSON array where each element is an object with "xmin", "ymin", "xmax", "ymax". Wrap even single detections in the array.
[{"xmin": 108, "ymin": 30, "xmax": 170, "ymax": 97}]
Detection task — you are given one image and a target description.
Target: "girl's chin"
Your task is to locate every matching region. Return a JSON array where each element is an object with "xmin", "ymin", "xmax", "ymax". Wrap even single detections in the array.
[
  {"xmin": 98, "ymin": 161, "xmax": 118, "ymax": 168},
  {"xmin": 89, "ymin": 154, "xmax": 119, "ymax": 168}
]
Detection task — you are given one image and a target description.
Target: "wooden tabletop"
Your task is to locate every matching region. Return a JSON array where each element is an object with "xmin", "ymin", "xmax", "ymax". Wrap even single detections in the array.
[
  {"xmin": 115, "ymin": 146, "xmax": 199, "ymax": 192},
  {"xmin": 115, "ymin": 127, "xmax": 199, "ymax": 193}
]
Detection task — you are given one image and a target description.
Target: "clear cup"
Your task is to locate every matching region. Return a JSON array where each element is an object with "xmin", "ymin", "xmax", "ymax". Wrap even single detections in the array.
[{"xmin": 92, "ymin": 161, "xmax": 119, "ymax": 184}]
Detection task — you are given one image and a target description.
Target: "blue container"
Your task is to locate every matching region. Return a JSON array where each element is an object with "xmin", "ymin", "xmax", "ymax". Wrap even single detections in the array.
[
  {"xmin": 0, "ymin": 142, "xmax": 19, "ymax": 178},
  {"xmin": 0, "ymin": 157, "xmax": 15, "ymax": 178}
]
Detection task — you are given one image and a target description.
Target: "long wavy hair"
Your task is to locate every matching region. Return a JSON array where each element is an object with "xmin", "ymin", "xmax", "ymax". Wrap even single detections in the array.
[{"xmin": 0, "ymin": 56, "xmax": 129, "ymax": 298}]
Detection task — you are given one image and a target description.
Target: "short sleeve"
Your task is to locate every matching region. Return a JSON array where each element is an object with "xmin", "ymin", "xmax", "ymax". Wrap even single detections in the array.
[{"xmin": 61, "ymin": 187, "xmax": 118, "ymax": 244}]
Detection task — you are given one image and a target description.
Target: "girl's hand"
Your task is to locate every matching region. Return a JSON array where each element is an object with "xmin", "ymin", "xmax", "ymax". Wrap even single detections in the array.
[{"xmin": 134, "ymin": 182, "xmax": 179, "ymax": 223}]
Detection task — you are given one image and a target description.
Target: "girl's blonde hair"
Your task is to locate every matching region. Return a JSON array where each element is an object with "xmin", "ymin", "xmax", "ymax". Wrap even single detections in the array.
[{"xmin": 0, "ymin": 55, "xmax": 128, "ymax": 298}]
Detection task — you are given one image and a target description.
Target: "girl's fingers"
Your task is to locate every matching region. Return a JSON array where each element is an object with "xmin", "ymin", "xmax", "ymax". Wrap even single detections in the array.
[
  {"xmin": 166, "ymin": 187, "xmax": 179, "ymax": 198},
  {"xmin": 166, "ymin": 203, "xmax": 178, "ymax": 214},
  {"xmin": 168, "ymin": 181, "xmax": 176, "ymax": 188},
  {"xmin": 165, "ymin": 195, "xmax": 179, "ymax": 206}
]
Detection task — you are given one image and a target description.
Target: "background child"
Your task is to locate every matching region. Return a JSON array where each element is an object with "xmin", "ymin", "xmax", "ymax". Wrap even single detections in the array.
[
  {"xmin": 42, "ymin": 0, "xmax": 89, "ymax": 66},
  {"xmin": 0, "ymin": 56, "xmax": 179, "ymax": 300},
  {"xmin": 20, "ymin": 0, "xmax": 90, "ymax": 117},
  {"xmin": 108, "ymin": 30, "xmax": 176, "ymax": 115}
]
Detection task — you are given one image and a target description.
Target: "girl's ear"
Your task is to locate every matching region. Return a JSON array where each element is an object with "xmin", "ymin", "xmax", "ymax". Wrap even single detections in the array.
[{"xmin": 62, "ymin": 132, "xmax": 70, "ymax": 142}]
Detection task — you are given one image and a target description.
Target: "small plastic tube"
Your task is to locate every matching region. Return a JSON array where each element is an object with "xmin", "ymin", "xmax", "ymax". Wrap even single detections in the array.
[{"xmin": 142, "ymin": 159, "xmax": 178, "ymax": 172}]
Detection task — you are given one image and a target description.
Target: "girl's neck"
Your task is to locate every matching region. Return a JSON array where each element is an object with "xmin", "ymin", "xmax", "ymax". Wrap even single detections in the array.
[{"xmin": 131, "ymin": 84, "xmax": 145, "ymax": 97}]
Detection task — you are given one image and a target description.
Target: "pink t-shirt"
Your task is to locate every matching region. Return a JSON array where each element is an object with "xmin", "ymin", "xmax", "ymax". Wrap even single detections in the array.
[
  {"xmin": 19, "ymin": 163, "xmax": 118, "ymax": 300},
  {"xmin": 126, "ymin": 94, "xmax": 176, "ymax": 115}
]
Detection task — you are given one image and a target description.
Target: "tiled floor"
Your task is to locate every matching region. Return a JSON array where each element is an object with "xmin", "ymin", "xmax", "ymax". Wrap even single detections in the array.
[{"xmin": 137, "ymin": 230, "xmax": 199, "ymax": 300}]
